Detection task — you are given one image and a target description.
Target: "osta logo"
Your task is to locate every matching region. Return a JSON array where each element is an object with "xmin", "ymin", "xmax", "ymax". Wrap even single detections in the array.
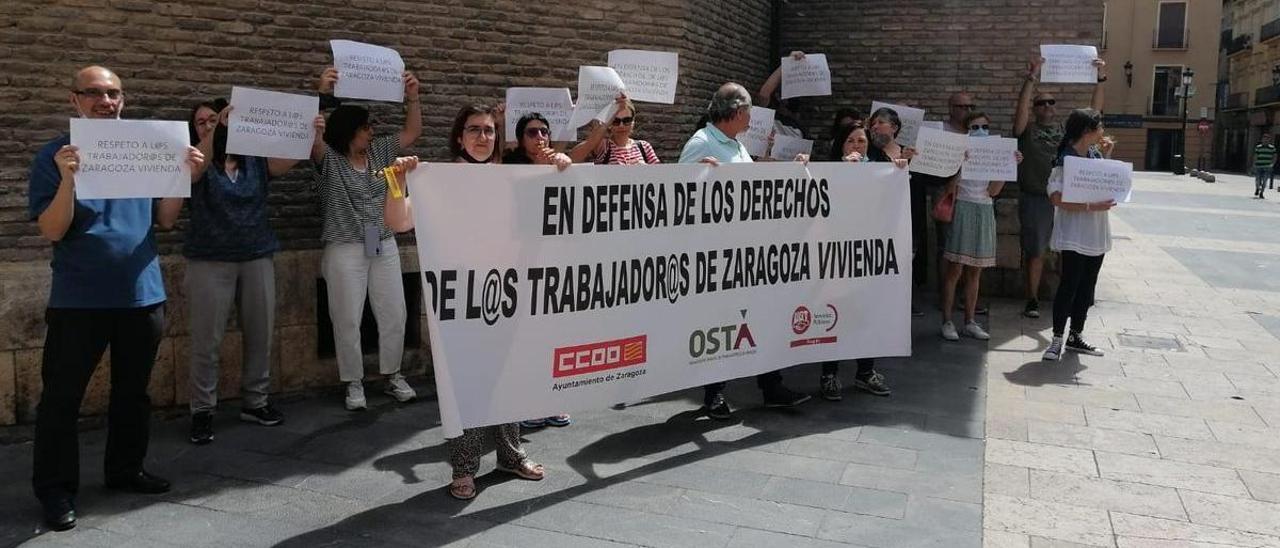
[
  {"xmin": 689, "ymin": 309, "xmax": 758, "ymax": 361},
  {"xmin": 553, "ymin": 335, "xmax": 647, "ymax": 378}
]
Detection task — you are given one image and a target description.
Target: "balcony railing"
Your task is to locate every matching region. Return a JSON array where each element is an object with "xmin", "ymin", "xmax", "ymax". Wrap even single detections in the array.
[
  {"xmin": 1258, "ymin": 86, "xmax": 1280, "ymax": 106},
  {"xmin": 1263, "ymin": 17, "xmax": 1280, "ymax": 44},
  {"xmin": 1225, "ymin": 92, "xmax": 1250, "ymax": 110},
  {"xmin": 1153, "ymin": 27, "xmax": 1190, "ymax": 49},
  {"xmin": 1226, "ymin": 34, "xmax": 1252, "ymax": 56}
]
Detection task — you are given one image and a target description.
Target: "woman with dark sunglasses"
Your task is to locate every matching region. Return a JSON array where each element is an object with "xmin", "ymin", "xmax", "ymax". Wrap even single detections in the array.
[
  {"xmin": 570, "ymin": 94, "xmax": 660, "ymax": 165},
  {"xmin": 502, "ymin": 112, "xmax": 572, "ymax": 168}
]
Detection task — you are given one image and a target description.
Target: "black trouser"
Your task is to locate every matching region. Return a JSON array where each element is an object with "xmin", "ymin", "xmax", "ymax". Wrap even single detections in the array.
[
  {"xmin": 909, "ymin": 178, "xmax": 929, "ymax": 286},
  {"xmin": 32, "ymin": 304, "xmax": 165, "ymax": 503},
  {"xmin": 821, "ymin": 358, "xmax": 875, "ymax": 377},
  {"xmin": 1052, "ymin": 251, "xmax": 1104, "ymax": 336},
  {"xmin": 702, "ymin": 371, "xmax": 783, "ymax": 404}
]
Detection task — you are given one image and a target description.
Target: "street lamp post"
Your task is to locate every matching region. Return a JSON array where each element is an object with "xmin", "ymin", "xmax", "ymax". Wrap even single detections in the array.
[{"xmin": 1176, "ymin": 67, "xmax": 1195, "ymax": 175}]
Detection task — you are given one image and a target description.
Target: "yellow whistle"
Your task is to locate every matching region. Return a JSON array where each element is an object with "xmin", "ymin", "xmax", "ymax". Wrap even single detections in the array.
[{"xmin": 383, "ymin": 166, "xmax": 404, "ymax": 199}]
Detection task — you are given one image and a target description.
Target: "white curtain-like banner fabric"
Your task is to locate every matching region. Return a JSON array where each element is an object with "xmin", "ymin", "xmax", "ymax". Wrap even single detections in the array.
[{"xmin": 406, "ymin": 162, "xmax": 913, "ymax": 437}]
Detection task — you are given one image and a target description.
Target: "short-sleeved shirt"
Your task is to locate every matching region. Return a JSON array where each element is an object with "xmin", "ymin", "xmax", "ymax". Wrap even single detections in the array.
[
  {"xmin": 314, "ymin": 135, "xmax": 399, "ymax": 243},
  {"xmin": 678, "ymin": 124, "xmax": 753, "ymax": 164},
  {"xmin": 28, "ymin": 135, "xmax": 165, "ymax": 309},
  {"xmin": 957, "ymin": 178, "xmax": 993, "ymax": 204},
  {"xmin": 1047, "ymin": 147, "xmax": 1110, "ymax": 256},
  {"xmin": 184, "ymin": 156, "xmax": 279, "ymax": 261},
  {"xmin": 594, "ymin": 139, "xmax": 659, "ymax": 165},
  {"xmin": 1017, "ymin": 122, "xmax": 1064, "ymax": 196},
  {"xmin": 1255, "ymin": 144, "xmax": 1276, "ymax": 170}
]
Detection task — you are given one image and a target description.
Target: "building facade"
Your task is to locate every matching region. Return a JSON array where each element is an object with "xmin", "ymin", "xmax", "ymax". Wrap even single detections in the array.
[
  {"xmin": 1216, "ymin": 0, "xmax": 1280, "ymax": 173},
  {"xmin": 1099, "ymin": 0, "xmax": 1223, "ymax": 172}
]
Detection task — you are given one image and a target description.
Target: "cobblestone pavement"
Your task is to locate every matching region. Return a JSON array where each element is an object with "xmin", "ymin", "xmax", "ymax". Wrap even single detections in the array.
[{"xmin": 983, "ymin": 172, "xmax": 1280, "ymax": 547}]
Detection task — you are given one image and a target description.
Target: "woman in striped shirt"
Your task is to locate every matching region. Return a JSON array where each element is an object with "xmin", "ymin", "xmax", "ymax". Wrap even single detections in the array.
[{"xmin": 570, "ymin": 94, "xmax": 660, "ymax": 165}]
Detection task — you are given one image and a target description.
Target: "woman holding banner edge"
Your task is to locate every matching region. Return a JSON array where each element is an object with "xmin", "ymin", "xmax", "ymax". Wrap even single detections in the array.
[
  {"xmin": 311, "ymin": 68, "xmax": 422, "ymax": 411},
  {"xmin": 182, "ymin": 98, "xmax": 324, "ymax": 445},
  {"xmin": 383, "ymin": 104, "xmax": 546, "ymax": 501}
]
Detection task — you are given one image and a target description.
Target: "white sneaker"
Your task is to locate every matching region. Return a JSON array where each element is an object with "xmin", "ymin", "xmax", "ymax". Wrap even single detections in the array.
[
  {"xmin": 345, "ymin": 381, "xmax": 367, "ymax": 411},
  {"xmin": 940, "ymin": 321, "xmax": 960, "ymax": 341},
  {"xmin": 385, "ymin": 374, "xmax": 416, "ymax": 403},
  {"xmin": 1042, "ymin": 336, "xmax": 1064, "ymax": 361},
  {"xmin": 963, "ymin": 321, "xmax": 990, "ymax": 340}
]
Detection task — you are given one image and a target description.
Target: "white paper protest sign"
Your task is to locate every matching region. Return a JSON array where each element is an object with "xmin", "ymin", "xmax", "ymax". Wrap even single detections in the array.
[
  {"xmin": 921, "ymin": 121, "xmax": 944, "ymax": 130},
  {"xmin": 406, "ymin": 162, "xmax": 912, "ymax": 436},
  {"xmin": 569, "ymin": 66, "xmax": 627, "ymax": 129},
  {"xmin": 1062, "ymin": 156, "xmax": 1133, "ymax": 204},
  {"xmin": 608, "ymin": 50, "xmax": 678, "ymax": 104},
  {"xmin": 961, "ymin": 136, "xmax": 1019, "ymax": 181},
  {"xmin": 1040, "ymin": 45, "xmax": 1099, "ymax": 84},
  {"xmin": 330, "ymin": 39, "xmax": 405, "ymax": 102},
  {"xmin": 225, "ymin": 87, "xmax": 319, "ymax": 160},
  {"xmin": 505, "ymin": 88, "xmax": 575, "ymax": 143},
  {"xmin": 739, "ymin": 106, "xmax": 775, "ymax": 157},
  {"xmin": 769, "ymin": 134, "xmax": 814, "ymax": 161},
  {"xmin": 70, "ymin": 119, "xmax": 191, "ymax": 199},
  {"xmin": 781, "ymin": 54, "xmax": 832, "ymax": 100},
  {"xmin": 908, "ymin": 127, "xmax": 967, "ymax": 177},
  {"xmin": 870, "ymin": 101, "xmax": 927, "ymax": 148}
]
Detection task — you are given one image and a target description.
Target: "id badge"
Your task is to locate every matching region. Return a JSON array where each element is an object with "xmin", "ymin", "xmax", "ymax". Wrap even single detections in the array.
[{"xmin": 363, "ymin": 223, "xmax": 383, "ymax": 257}]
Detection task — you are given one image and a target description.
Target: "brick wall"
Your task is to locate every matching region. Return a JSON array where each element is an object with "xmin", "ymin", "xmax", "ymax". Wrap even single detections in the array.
[{"xmin": 777, "ymin": 0, "xmax": 1105, "ymax": 296}]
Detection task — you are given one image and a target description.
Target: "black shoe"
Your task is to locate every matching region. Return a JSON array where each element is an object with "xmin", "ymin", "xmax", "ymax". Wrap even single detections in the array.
[
  {"xmin": 819, "ymin": 374, "xmax": 843, "ymax": 401},
  {"xmin": 189, "ymin": 411, "xmax": 214, "ymax": 445},
  {"xmin": 853, "ymin": 371, "xmax": 892, "ymax": 396},
  {"xmin": 41, "ymin": 497, "xmax": 75, "ymax": 532},
  {"xmin": 762, "ymin": 384, "xmax": 812, "ymax": 408},
  {"xmin": 1022, "ymin": 299, "xmax": 1041, "ymax": 319},
  {"xmin": 703, "ymin": 393, "xmax": 733, "ymax": 420},
  {"xmin": 240, "ymin": 404, "xmax": 284, "ymax": 426},
  {"xmin": 1065, "ymin": 333, "xmax": 1105, "ymax": 356},
  {"xmin": 974, "ymin": 304, "xmax": 989, "ymax": 316},
  {"xmin": 105, "ymin": 470, "xmax": 171, "ymax": 494}
]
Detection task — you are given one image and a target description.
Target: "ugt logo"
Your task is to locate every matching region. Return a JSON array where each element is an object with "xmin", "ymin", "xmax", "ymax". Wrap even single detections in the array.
[{"xmin": 689, "ymin": 309, "xmax": 757, "ymax": 360}]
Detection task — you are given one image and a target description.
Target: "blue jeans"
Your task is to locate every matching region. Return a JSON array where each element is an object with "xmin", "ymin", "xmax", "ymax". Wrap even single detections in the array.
[{"xmin": 1258, "ymin": 168, "xmax": 1273, "ymax": 195}]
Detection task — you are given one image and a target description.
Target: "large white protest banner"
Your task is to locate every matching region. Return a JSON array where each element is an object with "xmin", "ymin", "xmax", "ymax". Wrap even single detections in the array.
[
  {"xmin": 909, "ymin": 127, "xmax": 968, "ymax": 177},
  {"xmin": 769, "ymin": 134, "xmax": 814, "ymax": 161},
  {"xmin": 406, "ymin": 162, "xmax": 912, "ymax": 436},
  {"xmin": 870, "ymin": 101, "xmax": 926, "ymax": 148},
  {"xmin": 1062, "ymin": 156, "xmax": 1133, "ymax": 204},
  {"xmin": 608, "ymin": 50, "xmax": 678, "ymax": 104},
  {"xmin": 504, "ymin": 88, "xmax": 575, "ymax": 143},
  {"xmin": 739, "ymin": 106, "xmax": 776, "ymax": 157},
  {"xmin": 1040, "ymin": 45, "xmax": 1099, "ymax": 84},
  {"xmin": 961, "ymin": 136, "xmax": 1019, "ymax": 181},
  {"xmin": 330, "ymin": 39, "xmax": 405, "ymax": 102},
  {"xmin": 569, "ymin": 66, "xmax": 627, "ymax": 129},
  {"xmin": 226, "ymin": 87, "xmax": 319, "ymax": 160},
  {"xmin": 781, "ymin": 54, "xmax": 832, "ymax": 100},
  {"xmin": 70, "ymin": 119, "xmax": 191, "ymax": 199}
]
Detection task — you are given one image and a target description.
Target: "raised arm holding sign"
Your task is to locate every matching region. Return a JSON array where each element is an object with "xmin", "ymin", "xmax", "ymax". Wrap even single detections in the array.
[
  {"xmin": 226, "ymin": 87, "xmax": 319, "ymax": 160},
  {"xmin": 330, "ymin": 39, "xmax": 405, "ymax": 102},
  {"xmin": 780, "ymin": 53, "xmax": 831, "ymax": 99},
  {"xmin": 569, "ymin": 66, "xmax": 627, "ymax": 129},
  {"xmin": 608, "ymin": 50, "xmax": 678, "ymax": 104},
  {"xmin": 1039, "ymin": 45, "xmax": 1099, "ymax": 84}
]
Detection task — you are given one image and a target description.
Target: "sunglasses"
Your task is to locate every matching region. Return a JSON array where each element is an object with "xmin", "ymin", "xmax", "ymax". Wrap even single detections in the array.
[
  {"xmin": 1034, "ymin": 99, "xmax": 1057, "ymax": 107},
  {"xmin": 970, "ymin": 124, "xmax": 990, "ymax": 130},
  {"xmin": 524, "ymin": 127, "xmax": 550, "ymax": 138},
  {"xmin": 74, "ymin": 88, "xmax": 123, "ymax": 101},
  {"xmin": 611, "ymin": 117, "xmax": 634, "ymax": 126},
  {"xmin": 464, "ymin": 125, "xmax": 496, "ymax": 138}
]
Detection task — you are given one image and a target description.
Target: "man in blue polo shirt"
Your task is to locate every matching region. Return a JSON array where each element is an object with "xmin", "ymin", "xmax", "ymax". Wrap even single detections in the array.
[
  {"xmin": 678, "ymin": 82, "xmax": 811, "ymax": 419},
  {"xmin": 28, "ymin": 66, "xmax": 203, "ymax": 532}
]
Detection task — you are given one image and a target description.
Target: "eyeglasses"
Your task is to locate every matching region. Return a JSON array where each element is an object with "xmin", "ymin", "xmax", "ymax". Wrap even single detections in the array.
[
  {"xmin": 464, "ymin": 125, "xmax": 496, "ymax": 138},
  {"xmin": 1034, "ymin": 99, "xmax": 1057, "ymax": 107},
  {"xmin": 611, "ymin": 117, "xmax": 634, "ymax": 126},
  {"xmin": 524, "ymin": 127, "xmax": 550, "ymax": 138},
  {"xmin": 74, "ymin": 88, "xmax": 123, "ymax": 101},
  {"xmin": 950, "ymin": 104, "xmax": 976, "ymax": 110},
  {"xmin": 195, "ymin": 117, "xmax": 218, "ymax": 127},
  {"xmin": 969, "ymin": 124, "xmax": 990, "ymax": 130}
]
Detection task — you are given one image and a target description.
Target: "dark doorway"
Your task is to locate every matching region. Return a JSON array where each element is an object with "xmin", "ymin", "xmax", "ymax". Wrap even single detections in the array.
[{"xmin": 1145, "ymin": 129, "xmax": 1181, "ymax": 171}]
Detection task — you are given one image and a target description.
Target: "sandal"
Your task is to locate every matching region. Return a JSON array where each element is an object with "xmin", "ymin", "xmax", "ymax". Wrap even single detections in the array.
[
  {"xmin": 448, "ymin": 476, "xmax": 476, "ymax": 500},
  {"xmin": 496, "ymin": 459, "xmax": 545, "ymax": 481},
  {"xmin": 545, "ymin": 414, "xmax": 572, "ymax": 427},
  {"xmin": 519, "ymin": 418, "xmax": 546, "ymax": 429}
]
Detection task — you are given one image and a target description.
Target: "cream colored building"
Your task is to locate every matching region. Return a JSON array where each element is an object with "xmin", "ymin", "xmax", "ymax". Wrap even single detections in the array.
[
  {"xmin": 1101, "ymin": 0, "xmax": 1223, "ymax": 171},
  {"xmin": 1216, "ymin": 0, "xmax": 1280, "ymax": 172}
]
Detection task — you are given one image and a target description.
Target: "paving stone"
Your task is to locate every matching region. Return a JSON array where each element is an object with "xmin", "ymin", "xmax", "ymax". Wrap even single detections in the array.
[
  {"xmin": 984, "ymin": 529, "xmax": 1031, "ymax": 548},
  {"xmin": 661, "ymin": 488, "xmax": 827, "ymax": 537},
  {"xmin": 729, "ymin": 528, "xmax": 867, "ymax": 548},
  {"xmin": 1026, "ymin": 385, "xmax": 1141, "ymax": 411},
  {"xmin": 904, "ymin": 496, "xmax": 983, "ymax": 532},
  {"xmin": 1028, "ymin": 470, "xmax": 1186, "ymax": 521},
  {"xmin": 1029, "ymin": 537, "xmax": 1110, "ymax": 548},
  {"xmin": 983, "ymin": 494, "xmax": 1113, "ymax": 547},
  {"xmin": 1206, "ymin": 421, "xmax": 1280, "ymax": 450},
  {"xmin": 840, "ymin": 461, "xmax": 983, "ymax": 504},
  {"xmin": 819, "ymin": 509, "xmax": 982, "ymax": 548},
  {"xmin": 1179, "ymin": 491, "xmax": 1280, "ymax": 537},
  {"xmin": 775, "ymin": 435, "xmax": 919, "ymax": 469},
  {"xmin": 699, "ymin": 448, "xmax": 848, "ymax": 483},
  {"xmin": 566, "ymin": 500, "xmax": 737, "ymax": 548},
  {"xmin": 985, "ymin": 439, "xmax": 1097, "ymax": 477},
  {"xmin": 1095, "ymin": 452, "xmax": 1251, "ymax": 497},
  {"xmin": 1154, "ymin": 436, "xmax": 1280, "ymax": 475},
  {"xmin": 1133, "ymin": 393, "xmax": 1268, "ymax": 426},
  {"xmin": 985, "ymin": 399, "xmax": 1089, "ymax": 426},
  {"xmin": 471, "ymin": 524, "xmax": 637, "ymax": 548},
  {"xmin": 1084, "ymin": 408, "xmax": 1214, "ymax": 440},
  {"xmin": 1026, "ymin": 420, "xmax": 1159, "ymax": 457},
  {"xmin": 1239, "ymin": 470, "xmax": 1280, "ymax": 504},
  {"xmin": 760, "ymin": 475, "xmax": 908, "ymax": 518},
  {"xmin": 1071, "ymin": 372, "xmax": 1190, "ymax": 399},
  {"xmin": 986, "ymin": 463, "xmax": 1031, "ymax": 498}
]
